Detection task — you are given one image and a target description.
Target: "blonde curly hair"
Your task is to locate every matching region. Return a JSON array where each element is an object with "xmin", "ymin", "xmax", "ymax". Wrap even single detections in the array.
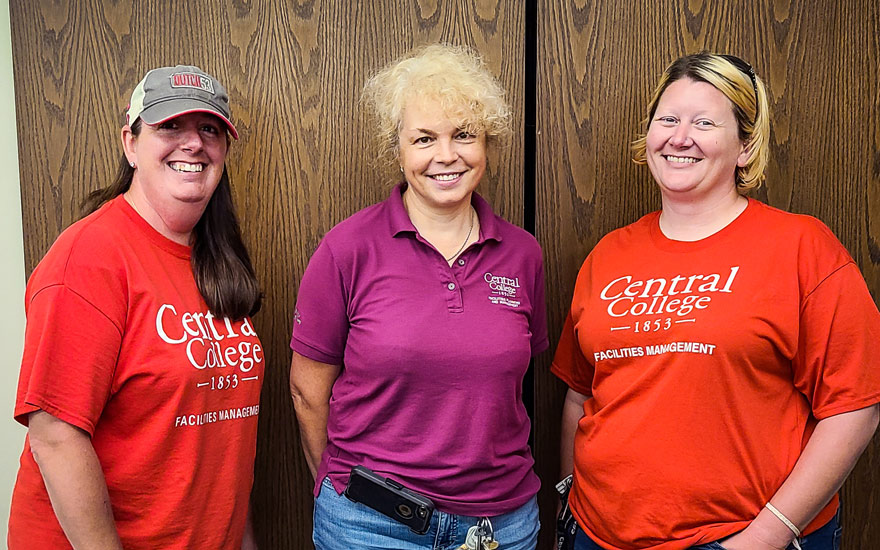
[
  {"xmin": 632, "ymin": 52, "xmax": 771, "ymax": 191},
  {"xmin": 362, "ymin": 43, "xmax": 511, "ymax": 168}
]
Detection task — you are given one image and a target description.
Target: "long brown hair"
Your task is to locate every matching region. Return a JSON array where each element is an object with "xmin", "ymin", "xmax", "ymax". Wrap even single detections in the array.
[{"xmin": 82, "ymin": 119, "xmax": 262, "ymax": 319}]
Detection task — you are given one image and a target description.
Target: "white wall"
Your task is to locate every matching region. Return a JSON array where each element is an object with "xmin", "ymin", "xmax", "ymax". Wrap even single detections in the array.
[{"xmin": 0, "ymin": 0, "xmax": 27, "ymax": 546}]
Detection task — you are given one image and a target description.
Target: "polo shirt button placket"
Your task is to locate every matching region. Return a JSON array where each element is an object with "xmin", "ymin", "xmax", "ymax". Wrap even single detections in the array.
[{"xmin": 445, "ymin": 279, "xmax": 463, "ymax": 312}]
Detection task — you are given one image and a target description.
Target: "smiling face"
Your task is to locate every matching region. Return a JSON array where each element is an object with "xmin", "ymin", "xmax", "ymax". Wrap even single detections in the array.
[
  {"xmin": 397, "ymin": 99, "xmax": 487, "ymax": 213},
  {"xmin": 122, "ymin": 112, "xmax": 228, "ymax": 241},
  {"xmin": 124, "ymin": 112, "xmax": 228, "ymax": 204},
  {"xmin": 645, "ymin": 78, "xmax": 749, "ymax": 202}
]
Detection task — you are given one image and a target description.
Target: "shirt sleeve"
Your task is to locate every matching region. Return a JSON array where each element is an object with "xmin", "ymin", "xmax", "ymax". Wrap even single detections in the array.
[
  {"xmin": 793, "ymin": 262, "xmax": 880, "ymax": 419},
  {"xmin": 530, "ymin": 247, "xmax": 549, "ymax": 356},
  {"xmin": 551, "ymin": 308, "xmax": 595, "ymax": 396},
  {"xmin": 15, "ymin": 284, "xmax": 122, "ymax": 434},
  {"xmin": 290, "ymin": 239, "xmax": 349, "ymax": 365}
]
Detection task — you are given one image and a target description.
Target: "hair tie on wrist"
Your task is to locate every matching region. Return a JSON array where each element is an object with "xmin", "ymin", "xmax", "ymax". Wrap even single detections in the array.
[{"xmin": 764, "ymin": 502, "xmax": 802, "ymax": 550}]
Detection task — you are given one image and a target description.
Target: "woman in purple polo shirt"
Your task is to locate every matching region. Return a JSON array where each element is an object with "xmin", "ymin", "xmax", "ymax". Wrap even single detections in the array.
[{"xmin": 289, "ymin": 43, "xmax": 548, "ymax": 549}]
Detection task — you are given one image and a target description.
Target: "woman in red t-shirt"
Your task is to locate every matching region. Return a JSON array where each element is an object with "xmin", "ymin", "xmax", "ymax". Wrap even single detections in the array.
[{"xmin": 9, "ymin": 66, "xmax": 263, "ymax": 550}]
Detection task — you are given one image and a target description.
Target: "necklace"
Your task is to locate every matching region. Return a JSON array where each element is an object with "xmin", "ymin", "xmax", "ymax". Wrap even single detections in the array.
[{"xmin": 445, "ymin": 207, "xmax": 475, "ymax": 262}]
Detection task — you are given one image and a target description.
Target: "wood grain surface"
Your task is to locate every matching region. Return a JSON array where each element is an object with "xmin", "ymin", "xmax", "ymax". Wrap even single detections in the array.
[
  {"xmin": 11, "ymin": 1, "xmax": 523, "ymax": 548},
  {"xmin": 11, "ymin": 0, "xmax": 880, "ymax": 548},
  {"xmin": 535, "ymin": 1, "xmax": 880, "ymax": 548}
]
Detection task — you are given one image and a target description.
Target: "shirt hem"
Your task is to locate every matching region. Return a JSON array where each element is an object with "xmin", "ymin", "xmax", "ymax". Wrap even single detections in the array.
[
  {"xmin": 327, "ymin": 474, "xmax": 538, "ymax": 517},
  {"xmin": 813, "ymin": 392, "xmax": 880, "ymax": 420},
  {"xmin": 550, "ymin": 361, "xmax": 591, "ymax": 396},
  {"xmin": 16, "ymin": 398, "xmax": 97, "ymax": 435},
  {"xmin": 291, "ymin": 337, "xmax": 343, "ymax": 365}
]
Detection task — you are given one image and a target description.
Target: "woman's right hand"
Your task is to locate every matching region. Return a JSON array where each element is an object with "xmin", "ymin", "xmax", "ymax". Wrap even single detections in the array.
[
  {"xmin": 289, "ymin": 352, "xmax": 342, "ymax": 479},
  {"xmin": 28, "ymin": 411, "xmax": 124, "ymax": 550}
]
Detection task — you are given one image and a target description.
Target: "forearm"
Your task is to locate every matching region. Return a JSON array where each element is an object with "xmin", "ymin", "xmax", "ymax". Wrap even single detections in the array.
[
  {"xmin": 292, "ymin": 400, "xmax": 330, "ymax": 479},
  {"xmin": 28, "ymin": 411, "xmax": 123, "ymax": 550},
  {"xmin": 289, "ymin": 352, "xmax": 341, "ymax": 480},
  {"xmin": 559, "ymin": 388, "xmax": 590, "ymax": 477},
  {"xmin": 726, "ymin": 404, "xmax": 880, "ymax": 549}
]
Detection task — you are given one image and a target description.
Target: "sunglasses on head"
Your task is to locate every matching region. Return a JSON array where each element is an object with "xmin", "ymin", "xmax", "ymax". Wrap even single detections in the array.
[{"xmin": 719, "ymin": 54, "xmax": 759, "ymax": 116}]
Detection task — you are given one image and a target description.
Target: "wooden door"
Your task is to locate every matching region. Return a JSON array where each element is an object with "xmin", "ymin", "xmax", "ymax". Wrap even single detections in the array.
[
  {"xmin": 12, "ymin": 0, "xmax": 880, "ymax": 548},
  {"xmin": 535, "ymin": 1, "xmax": 880, "ymax": 548},
  {"xmin": 10, "ymin": 1, "xmax": 524, "ymax": 548}
]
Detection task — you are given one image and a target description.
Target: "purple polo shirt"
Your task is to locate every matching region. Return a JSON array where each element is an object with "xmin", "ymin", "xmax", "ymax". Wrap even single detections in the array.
[{"xmin": 291, "ymin": 183, "xmax": 548, "ymax": 515}]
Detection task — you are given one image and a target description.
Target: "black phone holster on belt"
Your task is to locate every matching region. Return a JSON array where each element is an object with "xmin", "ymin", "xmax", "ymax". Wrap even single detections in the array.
[{"xmin": 556, "ymin": 475, "xmax": 577, "ymax": 550}]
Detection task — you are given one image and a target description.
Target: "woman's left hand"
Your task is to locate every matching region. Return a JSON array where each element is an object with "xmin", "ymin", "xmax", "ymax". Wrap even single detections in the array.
[
  {"xmin": 717, "ymin": 527, "xmax": 789, "ymax": 550},
  {"xmin": 241, "ymin": 508, "xmax": 258, "ymax": 550},
  {"xmin": 719, "ymin": 404, "xmax": 879, "ymax": 550}
]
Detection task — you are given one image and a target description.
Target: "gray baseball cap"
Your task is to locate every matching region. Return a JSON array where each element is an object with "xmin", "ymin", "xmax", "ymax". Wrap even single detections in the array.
[{"xmin": 126, "ymin": 65, "xmax": 239, "ymax": 139}]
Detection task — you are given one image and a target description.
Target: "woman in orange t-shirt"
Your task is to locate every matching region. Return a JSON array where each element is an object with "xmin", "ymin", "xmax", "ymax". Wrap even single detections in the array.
[{"xmin": 553, "ymin": 53, "xmax": 880, "ymax": 550}]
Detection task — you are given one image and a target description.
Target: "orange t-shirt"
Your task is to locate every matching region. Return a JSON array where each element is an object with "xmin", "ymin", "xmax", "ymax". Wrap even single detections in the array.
[
  {"xmin": 9, "ymin": 196, "xmax": 264, "ymax": 550},
  {"xmin": 552, "ymin": 199, "xmax": 880, "ymax": 550}
]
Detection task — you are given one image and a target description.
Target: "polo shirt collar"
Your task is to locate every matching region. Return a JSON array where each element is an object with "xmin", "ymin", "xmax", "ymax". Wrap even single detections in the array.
[{"xmin": 387, "ymin": 182, "xmax": 503, "ymax": 243}]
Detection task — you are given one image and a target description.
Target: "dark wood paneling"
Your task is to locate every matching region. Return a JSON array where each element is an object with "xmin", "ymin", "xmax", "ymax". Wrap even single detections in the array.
[
  {"xmin": 11, "ymin": 1, "xmax": 523, "ymax": 548},
  {"xmin": 14, "ymin": 0, "xmax": 879, "ymax": 547},
  {"xmin": 536, "ymin": 1, "xmax": 880, "ymax": 548}
]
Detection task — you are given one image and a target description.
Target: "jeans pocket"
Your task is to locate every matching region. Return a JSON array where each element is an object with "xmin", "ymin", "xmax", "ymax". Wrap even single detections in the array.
[
  {"xmin": 831, "ymin": 525, "xmax": 842, "ymax": 550},
  {"xmin": 321, "ymin": 476, "xmax": 334, "ymax": 491}
]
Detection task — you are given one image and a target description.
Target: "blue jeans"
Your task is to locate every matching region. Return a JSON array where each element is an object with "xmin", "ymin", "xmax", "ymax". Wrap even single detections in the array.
[
  {"xmin": 314, "ymin": 477, "xmax": 539, "ymax": 549},
  {"xmin": 573, "ymin": 511, "xmax": 841, "ymax": 550}
]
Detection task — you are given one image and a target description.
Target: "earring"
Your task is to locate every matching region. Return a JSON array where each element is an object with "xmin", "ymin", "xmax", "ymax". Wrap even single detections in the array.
[
  {"xmin": 399, "ymin": 165, "xmax": 404, "ymax": 173},
  {"xmin": 130, "ymin": 161, "xmax": 135, "ymax": 168}
]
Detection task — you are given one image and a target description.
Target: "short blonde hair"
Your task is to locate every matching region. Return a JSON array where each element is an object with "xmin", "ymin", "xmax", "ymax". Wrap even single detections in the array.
[
  {"xmin": 632, "ymin": 52, "xmax": 771, "ymax": 191},
  {"xmin": 361, "ymin": 43, "xmax": 511, "ymax": 166}
]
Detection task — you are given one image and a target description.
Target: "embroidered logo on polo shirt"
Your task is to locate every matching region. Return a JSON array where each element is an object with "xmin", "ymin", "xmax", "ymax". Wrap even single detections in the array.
[{"xmin": 484, "ymin": 272, "xmax": 521, "ymax": 307}]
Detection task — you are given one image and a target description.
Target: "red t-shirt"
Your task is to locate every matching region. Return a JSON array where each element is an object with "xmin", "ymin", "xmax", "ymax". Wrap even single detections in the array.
[
  {"xmin": 9, "ymin": 196, "xmax": 264, "ymax": 550},
  {"xmin": 552, "ymin": 199, "xmax": 880, "ymax": 550}
]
